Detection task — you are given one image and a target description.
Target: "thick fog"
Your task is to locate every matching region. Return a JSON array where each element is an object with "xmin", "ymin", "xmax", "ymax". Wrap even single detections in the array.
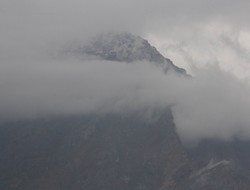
[
  {"xmin": 1, "ymin": 0, "xmax": 250, "ymax": 144},
  {"xmin": 1, "ymin": 59, "xmax": 250, "ymax": 144}
]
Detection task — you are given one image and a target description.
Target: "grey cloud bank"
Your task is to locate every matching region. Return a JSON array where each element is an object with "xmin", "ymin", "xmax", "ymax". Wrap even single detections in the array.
[
  {"xmin": 2, "ymin": 0, "xmax": 250, "ymax": 53},
  {"xmin": 2, "ymin": 0, "xmax": 250, "ymax": 79},
  {"xmin": 1, "ymin": 59, "xmax": 250, "ymax": 144},
  {"xmin": 1, "ymin": 0, "xmax": 250, "ymax": 144}
]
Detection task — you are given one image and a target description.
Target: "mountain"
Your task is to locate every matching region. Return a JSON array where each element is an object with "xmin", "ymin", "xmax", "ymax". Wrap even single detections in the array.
[
  {"xmin": 0, "ymin": 110, "xmax": 189, "ymax": 190},
  {"xmin": 1, "ymin": 33, "xmax": 250, "ymax": 190},
  {"xmin": 185, "ymin": 139, "xmax": 250, "ymax": 190},
  {"xmin": 63, "ymin": 32, "xmax": 186, "ymax": 74}
]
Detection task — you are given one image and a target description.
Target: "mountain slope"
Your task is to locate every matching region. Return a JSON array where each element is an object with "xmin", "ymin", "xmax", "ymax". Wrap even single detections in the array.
[
  {"xmin": 0, "ymin": 110, "xmax": 188, "ymax": 190},
  {"xmin": 64, "ymin": 32, "xmax": 186, "ymax": 74}
]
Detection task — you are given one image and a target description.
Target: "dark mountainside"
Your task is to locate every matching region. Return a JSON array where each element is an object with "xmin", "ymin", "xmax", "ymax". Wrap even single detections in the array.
[{"xmin": 1, "ymin": 33, "xmax": 250, "ymax": 190}]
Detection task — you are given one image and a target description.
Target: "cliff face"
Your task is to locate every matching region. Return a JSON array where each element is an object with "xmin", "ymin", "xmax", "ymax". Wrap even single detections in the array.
[
  {"xmin": 0, "ymin": 109, "xmax": 188, "ymax": 190},
  {"xmin": 2, "ymin": 111, "xmax": 250, "ymax": 190},
  {"xmin": 184, "ymin": 139, "xmax": 250, "ymax": 190}
]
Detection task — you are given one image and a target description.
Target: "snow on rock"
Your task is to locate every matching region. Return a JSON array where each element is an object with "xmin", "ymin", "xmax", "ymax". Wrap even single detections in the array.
[{"xmin": 64, "ymin": 32, "xmax": 186, "ymax": 74}]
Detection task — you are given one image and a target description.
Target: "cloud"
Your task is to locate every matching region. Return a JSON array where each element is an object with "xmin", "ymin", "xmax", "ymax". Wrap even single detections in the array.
[
  {"xmin": 172, "ymin": 65, "xmax": 250, "ymax": 144},
  {"xmin": 147, "ymin": 21, "xmax": 250, "ymax": 78},
  {"xmin": 1, "ymin": 0, "xmax": 250, "ymax": 78},
  {"xmin": 1, "ymin": 57, "xmax": 250, "ymax": 145},
  {"xmin": 0, "ymin": 60, "xmax": 174, "ymax": 119},
  {"xmin": 1, "ymin": 0, "xmax": 250, "ymax": 145},
  {"xmin": 1, "ymin": 0, "xmax": 250, "ymax": 52}
]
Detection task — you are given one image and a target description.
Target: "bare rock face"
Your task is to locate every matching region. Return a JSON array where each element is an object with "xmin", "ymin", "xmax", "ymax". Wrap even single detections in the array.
[
  {"xmin": 2, "ymin": 111, "xmax": 250, "ymax": 190},
  {"xmin": 0, "ymin": 109, "xmax": 188, "ymax": 190},
  {"xmin": 64, "ymin": 32, "xmax": 186, "ymax": 74},
  {"xmin": 184, "ymin": 139, "xmax": 250, "ymax": 190}
]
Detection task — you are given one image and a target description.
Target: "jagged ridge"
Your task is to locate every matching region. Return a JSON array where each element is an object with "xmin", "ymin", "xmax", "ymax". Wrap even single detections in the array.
[{"xmin": 65, "ymin": 32, "xmax": 186, "ymax": 74}]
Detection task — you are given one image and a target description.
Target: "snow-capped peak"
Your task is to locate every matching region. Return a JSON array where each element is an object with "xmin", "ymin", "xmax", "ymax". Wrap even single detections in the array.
[{"xmin": 64, "ymin": 32, "xmax": 186, "ymax": 74}]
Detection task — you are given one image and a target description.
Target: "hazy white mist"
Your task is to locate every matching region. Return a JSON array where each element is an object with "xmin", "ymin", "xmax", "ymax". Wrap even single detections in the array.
[
  {"xmin": 1, "ymin": 0, "xmax": 250, "ymax": 144},
  {"xmin": 1, "ymin": 58, "xmax": 250, "ymax": 144}
]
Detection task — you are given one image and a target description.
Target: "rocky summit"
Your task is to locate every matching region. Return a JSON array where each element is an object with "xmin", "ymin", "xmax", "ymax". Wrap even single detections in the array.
[{"xmin": 64, "ymin": 32, "xmax": 186, "ymax": 74}]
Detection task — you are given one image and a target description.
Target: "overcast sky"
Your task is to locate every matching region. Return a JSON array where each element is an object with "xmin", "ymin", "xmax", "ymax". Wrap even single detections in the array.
[
  {"xmin": 1, "ymin": 0, "xmax": 250, "ymax": 76},
  {"xmin": 1, "ymin": 0, "xmax": 250, "ymax": 144}
]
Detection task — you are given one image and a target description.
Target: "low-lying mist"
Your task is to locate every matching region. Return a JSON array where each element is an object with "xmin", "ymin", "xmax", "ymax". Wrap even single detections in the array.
[{"xmin": 1, "ymin": 57, "xmax": 250, "ymax": 144}]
